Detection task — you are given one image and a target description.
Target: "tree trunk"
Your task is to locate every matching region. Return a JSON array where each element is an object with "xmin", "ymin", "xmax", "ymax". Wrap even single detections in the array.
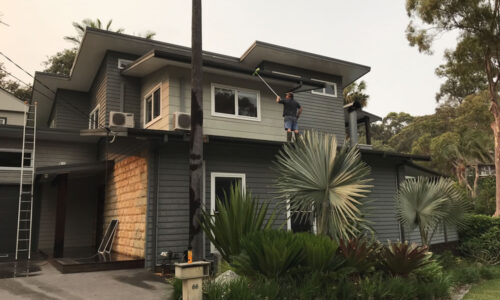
[
  {"xmin": 491, "ymin": 107, "xmax": 500, "ymax": 217},
  {"xmin": 189, "ymin": 0, "xmax": 204, "ymax": 260},
  {"xmin": 472, "ymin": 164, "xmax": 479, "ymax": 199}
]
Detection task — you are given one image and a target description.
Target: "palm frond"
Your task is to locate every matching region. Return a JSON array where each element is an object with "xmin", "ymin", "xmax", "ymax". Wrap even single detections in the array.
[{"xmin": 274, "ymin": 130, "xmax": 372, "ymax": 240}]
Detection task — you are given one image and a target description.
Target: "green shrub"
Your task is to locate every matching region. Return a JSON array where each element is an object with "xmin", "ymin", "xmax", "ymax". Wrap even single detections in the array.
[
  {"xmin": 171, "ymin": 278, "xmax": 182, "ymax": 300},
  {"xmin": 203, "ymin": 277, "xmax": 257, "ymax": 300},
  {"xmin": 474, "ymin": 177, "xmax": 496, "ymax": 215},
  {"xmin": 338, "ymin": 237, "xmax": 381, "ymax": 274},
  {"xmin": 356, "ymin": 273, "xmax": 390, "ymax": 299},
  {"xmin": 295, "ymin": 232, "xmax": 344, "ymax": 272},
  {"xmin": 411, "ymin": 259, "xmax": 444, "ymax": 283},
  {"xmin": 460, "ymin": 225, "xmax": 500, "ymax": 264},
  {"xmin": 199, "ymin": 183, "xmax": 276, "ymax": 263},
  {"xmin": 385, "ymin": 276, "xmax": 418, "ymax": 300},
  {"xmin": 232, "ymin": 230, "xmax": 305, "ymax": 279},
  {"xmin": 434, "ymin": 250, "xmax": 458, "ymax": 269},
  {"xmin": 449, "ymin": 264, "xmax": 482, "ymax": 284},
  {"xmin": 414, "ymin": 275, "xmax": 451, "ymax": 299},
  {"xmin": 381, "ymin": 241, "xmax": 431, "ymax": 277},
  {"xmin": 458, "ymin": 214, "xmax": 500, "ymax": 241}
]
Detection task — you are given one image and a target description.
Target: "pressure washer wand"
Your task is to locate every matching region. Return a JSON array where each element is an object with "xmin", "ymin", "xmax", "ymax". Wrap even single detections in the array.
[{"xmin": 252, "ymin": 68, "xmax": 279, "ymax": 98}]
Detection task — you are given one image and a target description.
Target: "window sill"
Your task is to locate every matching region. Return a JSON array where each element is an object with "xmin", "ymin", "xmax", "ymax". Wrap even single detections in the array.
[
  {"xmin": 311, "ymin": 91, "xmax": 337, "ymax": 98},
  {"xmin": 211, "ymin": 112, "xmax": 261, "ymax": 122},
  {"xmin": 144, "ymin": 116, "xmax": 162, "ymax": 128}
]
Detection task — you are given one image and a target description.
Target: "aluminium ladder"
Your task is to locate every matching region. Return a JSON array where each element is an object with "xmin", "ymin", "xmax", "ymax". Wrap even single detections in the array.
[{"xmin": 15, "ymin": 102, "xmax": 37, "ymax": 260}]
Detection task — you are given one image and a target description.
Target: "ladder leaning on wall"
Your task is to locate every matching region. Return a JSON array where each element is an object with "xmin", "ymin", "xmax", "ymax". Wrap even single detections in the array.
[{"xmin": 15, "ymin": 101, "xmax": 37, "ymax": 260}]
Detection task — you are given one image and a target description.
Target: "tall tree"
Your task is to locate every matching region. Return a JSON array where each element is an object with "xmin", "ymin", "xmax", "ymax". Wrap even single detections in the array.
[
  {"xmin": 405, "ymin": 0, "xmax": 500, "ymax": 215},
  {"xmin": 0, "ymin": 63, "xmax": 32, "ymax": 100},
  {"xmin": 44, "ymin": 19, "xmax": 156, "ymax": 76},
  {"xmin": 189, "ymin": 0, "xmax": 204, "ymax": 260},
  {"xmin": 343, "ymin": 80, "xmax": 369, "ymax": 107},
  {"xmin": 64, "ymin": 18, "xmax": 125, "ymax": 44}
]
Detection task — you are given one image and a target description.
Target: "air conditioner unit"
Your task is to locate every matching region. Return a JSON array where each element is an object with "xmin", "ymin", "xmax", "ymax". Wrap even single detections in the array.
[
  {"xmin": 109, "ymin": 111, "xmax": 134, "ymax": 128},
  {"xmin": 117, "ymin": 59, "xmax": 133, "ymax": 70},
  {"xmin": 173, "ymin": 112, "xmax": 191, "ymax": 130}
]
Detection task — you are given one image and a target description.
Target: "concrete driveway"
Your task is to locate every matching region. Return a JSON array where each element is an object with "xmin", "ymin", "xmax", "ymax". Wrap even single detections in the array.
[{"xmin": 0, "ymin": 261, "xmax": 173, "ymax": 300}]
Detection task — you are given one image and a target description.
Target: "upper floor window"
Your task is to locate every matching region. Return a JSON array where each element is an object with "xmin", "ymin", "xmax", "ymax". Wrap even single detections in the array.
[
  {"xmin": 144, "ymin": 85, "xmax": 161, "ymax": 126},
  {"xmin": 89, "ymin": 105, "xmax": 99, "ymax": 129},
  {"xmin": 0, "ymin": 117, "xmax": 6, "ymax": 125},
  {"xmin": 311, "ymin": 79, "xmax": 337, "ymax": 97},
  {"xmin": 211, "ymin": 84, "xmax": 260, "ymax": 121}
]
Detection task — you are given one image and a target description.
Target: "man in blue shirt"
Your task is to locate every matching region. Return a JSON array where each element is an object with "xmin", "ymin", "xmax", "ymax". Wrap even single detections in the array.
[{"xmin": 276, "ymin": 92, "xmax": 303, "ymax": 142}]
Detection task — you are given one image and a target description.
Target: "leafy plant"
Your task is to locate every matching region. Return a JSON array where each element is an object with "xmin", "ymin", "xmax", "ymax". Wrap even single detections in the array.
[
  {"xmin": 396, "ymin": 177, "xmax": 470, "ymax": 246},
  {"xmin": 411, "ymin": 259, "xmax": 444, "ymax": 283},
  {"xmin": 460, "ymin": 226, "xmax": 500, "ymax": 265},
  {"xmin": 295, "ymin": 232, "xmax": 344, "ymax": 272},
  {"xmin": 274, "ymin": 130, "xmax": 372, "ymax": 241},
  {"xmin": 231, "ymin": 230, "xmax": 305, "ymax": 279},
  {"xmin": 199, "ymin": 183, "xmax": 276, "ymax": 262},
  {"xmin": 338, "ymin": 237, "xmax": 381, "ymax": 274},
  {"xmin": 381, "ymin": 241, "xmax": 431, "ymax": 277}
]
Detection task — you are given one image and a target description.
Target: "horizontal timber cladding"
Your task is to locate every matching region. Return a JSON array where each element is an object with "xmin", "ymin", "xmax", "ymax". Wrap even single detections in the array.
[
  {"xmin": 149, "ymin": 140, "xmax": 286, "ymax": 266},
  {"xmin": 52, "ymin": 89, "xmax": 89, "ymax": 130},
  {"xmin": 362, "ymin": 156, "xmax": 403, "ymax": 242},
  {"xmin": 294, "ymin": 91, "xmax": 346, "ymax": 141}
]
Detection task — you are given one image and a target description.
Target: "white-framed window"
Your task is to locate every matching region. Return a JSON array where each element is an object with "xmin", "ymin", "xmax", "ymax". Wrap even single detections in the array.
[
  {"xmin": 0, "ymin": 117, "xmax": 6, "ymax": 125},
  {"xmin": 311, "ymin": 79, "xmax": 337, "ymax": 97},
  {"xmin": 210, "ymin": 172, "xmax": 246, "ymax": 253},
  {"xmin": 144, "ymin": 85, "xmax": 161, "ymax": 126},
  {"xmin": 286, "ymin": 200, "xmax": 317, "ymax": 234},
  {"xmin": 0, "ymin": 148, "xmax": 33, "ymax": 169},
  {"xmin": 211, "ymin": 84, "xmax": 261, "ymax": 121},
  {"xmin": 89, "ymin": 105, "xmax": 100, "ymax": 129}
]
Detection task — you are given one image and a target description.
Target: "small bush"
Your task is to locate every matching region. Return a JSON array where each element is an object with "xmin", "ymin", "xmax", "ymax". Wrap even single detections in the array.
[
  {"xmin": 232, "ymin": 230, "xmax": 305, "ymax": 279},
  {"xmin": 199, "ymin": 183, "xmax": 276, "ymax": 263},
  {"xmin": 449, "ymin": 264, "xmax": 482, "ymax": 284},
  {"xmin": 356, "ymin": 273, "xmax": 390, "ymax": 299},
  {"xmin": 381, "ymin": 241, "xmax": 431, "ymax": 277},
  {"xmin": 412, "ymin": 259, "xmax": 444, "ymax": 283},
  {"xmin": 338, "ymin": 237, "xmax": 381, "ymax": 274},
  {"xmin": 171, "ymin": 278, "xmax": 182, "ymax": 300},
  {"xmin": 458, "ymin": 214, "xmax": 500, "ymax": 241},
  {"xmin": 460, "ymin": 222, "xmax": 500, "ymax": 265},
  {"xmin": 295, "ymin": 232, "xmax": 344, "ymax": 272}
]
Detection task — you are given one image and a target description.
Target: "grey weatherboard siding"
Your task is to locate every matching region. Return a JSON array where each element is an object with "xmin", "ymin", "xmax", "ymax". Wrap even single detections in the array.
[
  {"xmin": 52, "ymin": 90, "xmax": 89, "ymax": 129},
  {"xmin": 145, "ymin": 143, "xmax": 457, "ymax": 267},
  {"xmin": 146, "ymin": 140, "xmax": 286, "ymax": 267}
]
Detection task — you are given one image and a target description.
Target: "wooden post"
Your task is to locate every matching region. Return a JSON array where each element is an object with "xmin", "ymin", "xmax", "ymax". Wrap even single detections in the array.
[
  {"xmin": 189, "ymin": 0, "xmax": 204, "ymax": 260},
  {"xmin": 53, "ymin": 174, "xmax": 68, "ymax": 258}
]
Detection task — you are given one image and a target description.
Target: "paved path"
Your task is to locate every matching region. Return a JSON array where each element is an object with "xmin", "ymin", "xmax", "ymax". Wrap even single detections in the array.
[{"xmin": 0, "ymin": 261, "xmax": 173, "ymax": 300}]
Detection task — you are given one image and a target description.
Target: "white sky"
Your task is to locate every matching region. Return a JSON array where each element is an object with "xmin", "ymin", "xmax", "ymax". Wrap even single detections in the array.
[{"xmin": 0, "ymin": 0, "xmax": 457, "ymax": 117}]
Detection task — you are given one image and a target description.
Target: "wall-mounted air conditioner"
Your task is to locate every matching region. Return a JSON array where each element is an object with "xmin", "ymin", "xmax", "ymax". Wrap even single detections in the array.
[
  {"xmin": 109, "ymin": 111, "xmax": 134, "ymax": 128},
  {"xmin": 117, "ymin": 59, "xmax": 133, "ymax": 70},
  {"xmin": 173, "ymin": 112, "xmax": 191, "ymax": 130}
]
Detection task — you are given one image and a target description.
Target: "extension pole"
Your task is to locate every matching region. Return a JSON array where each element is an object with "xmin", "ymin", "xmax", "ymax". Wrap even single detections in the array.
[{"xmin": 253, "ymin": 68, "xmax": 279, "ymax": 98}]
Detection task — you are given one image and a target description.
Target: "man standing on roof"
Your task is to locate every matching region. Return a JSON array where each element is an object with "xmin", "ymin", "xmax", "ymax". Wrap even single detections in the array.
[{"xmin": 276, "ymin": 92, "xmax": 302, "ymax": 142}]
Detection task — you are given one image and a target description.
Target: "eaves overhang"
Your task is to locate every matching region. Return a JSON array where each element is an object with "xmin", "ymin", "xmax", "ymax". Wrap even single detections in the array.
[{"xmin": 0, "ymin": 125, "xmax": 100, "ymax": 143}]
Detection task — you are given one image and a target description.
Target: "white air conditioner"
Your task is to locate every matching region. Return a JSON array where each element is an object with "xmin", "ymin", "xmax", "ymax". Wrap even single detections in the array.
[
  {"xmin": 109, "ymin": 111, "xmax": 135, "ymax": 128},
  {"xmin": 117, "ymin": 59, "xmax": 133, "ymax": 70},
  {"xmin": 173, "ymin": 112, "xmax": 191, "ymax": 130}
]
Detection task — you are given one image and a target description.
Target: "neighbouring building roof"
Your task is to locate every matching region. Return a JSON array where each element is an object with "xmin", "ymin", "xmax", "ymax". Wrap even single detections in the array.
[{"xmin": 0, "ymin": 87, "xmax": 26, "ymax": 112}]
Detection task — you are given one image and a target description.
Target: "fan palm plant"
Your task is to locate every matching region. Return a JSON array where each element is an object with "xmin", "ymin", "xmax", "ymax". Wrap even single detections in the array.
[
  {"xmin": 274, "ymin": 130, "xmax": 372, "ymax": 240},
  {"xmin": 396, "ymin": 177, "xmax": 470, "ymax": 246},
  {"xmin": 343, "ymin": 80, "xmax": 369, "ymax": 107}
]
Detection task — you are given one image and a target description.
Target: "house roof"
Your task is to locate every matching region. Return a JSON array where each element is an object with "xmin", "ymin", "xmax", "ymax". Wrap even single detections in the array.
[
  {"xmin": 32, "ymin": 28, "xmax": 371, "ymax": 127},
  {"xmin": 0, "ymin": 87, "xmax": 26, "ymax": 113}
]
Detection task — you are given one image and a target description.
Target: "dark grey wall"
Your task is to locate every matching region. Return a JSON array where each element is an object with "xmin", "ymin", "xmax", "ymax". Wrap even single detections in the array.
[
  {"xmin": 52, "ymin": 90, "xmax": 89, "ymax": 130},
  {"xmin": 0, "ymin": 185, "xmax": 18, "ymax": 255},
  {"xmin": 146, "ymin": 140, "xmax": 285, "ymax": 267}
]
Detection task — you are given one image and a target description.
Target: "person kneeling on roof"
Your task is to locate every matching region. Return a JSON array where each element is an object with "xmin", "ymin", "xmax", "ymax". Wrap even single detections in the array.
[{"xmin": 276, "ymin": 92, "xmax": 302, "ymax": 142}]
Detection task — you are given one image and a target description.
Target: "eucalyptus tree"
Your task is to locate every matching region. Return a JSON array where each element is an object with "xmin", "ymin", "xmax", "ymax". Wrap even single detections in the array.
[
  {"xmin": 274, "ymin": 131, "xmax": 372, "ymax": 240},
  {"xmin": 405, "ymin": 0, "xmax": 500, "ymax": 216}
]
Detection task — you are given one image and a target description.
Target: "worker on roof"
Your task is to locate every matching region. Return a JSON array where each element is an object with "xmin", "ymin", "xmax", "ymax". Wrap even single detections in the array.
[{"xmin": 276, "ymin": 92, "xmax": 302, "ymax": 142}]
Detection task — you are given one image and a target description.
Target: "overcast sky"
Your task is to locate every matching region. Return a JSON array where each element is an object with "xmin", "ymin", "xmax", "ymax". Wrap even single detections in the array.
[{"xmin": 1, "ymin": 0, "xmax": 457, "ymax": 117}]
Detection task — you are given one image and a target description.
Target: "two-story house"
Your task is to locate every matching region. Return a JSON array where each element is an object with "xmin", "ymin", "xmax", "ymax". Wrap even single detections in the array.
[{"xmin": 0, "ymin": 28, "xmax": 456, "ymax": 270}]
